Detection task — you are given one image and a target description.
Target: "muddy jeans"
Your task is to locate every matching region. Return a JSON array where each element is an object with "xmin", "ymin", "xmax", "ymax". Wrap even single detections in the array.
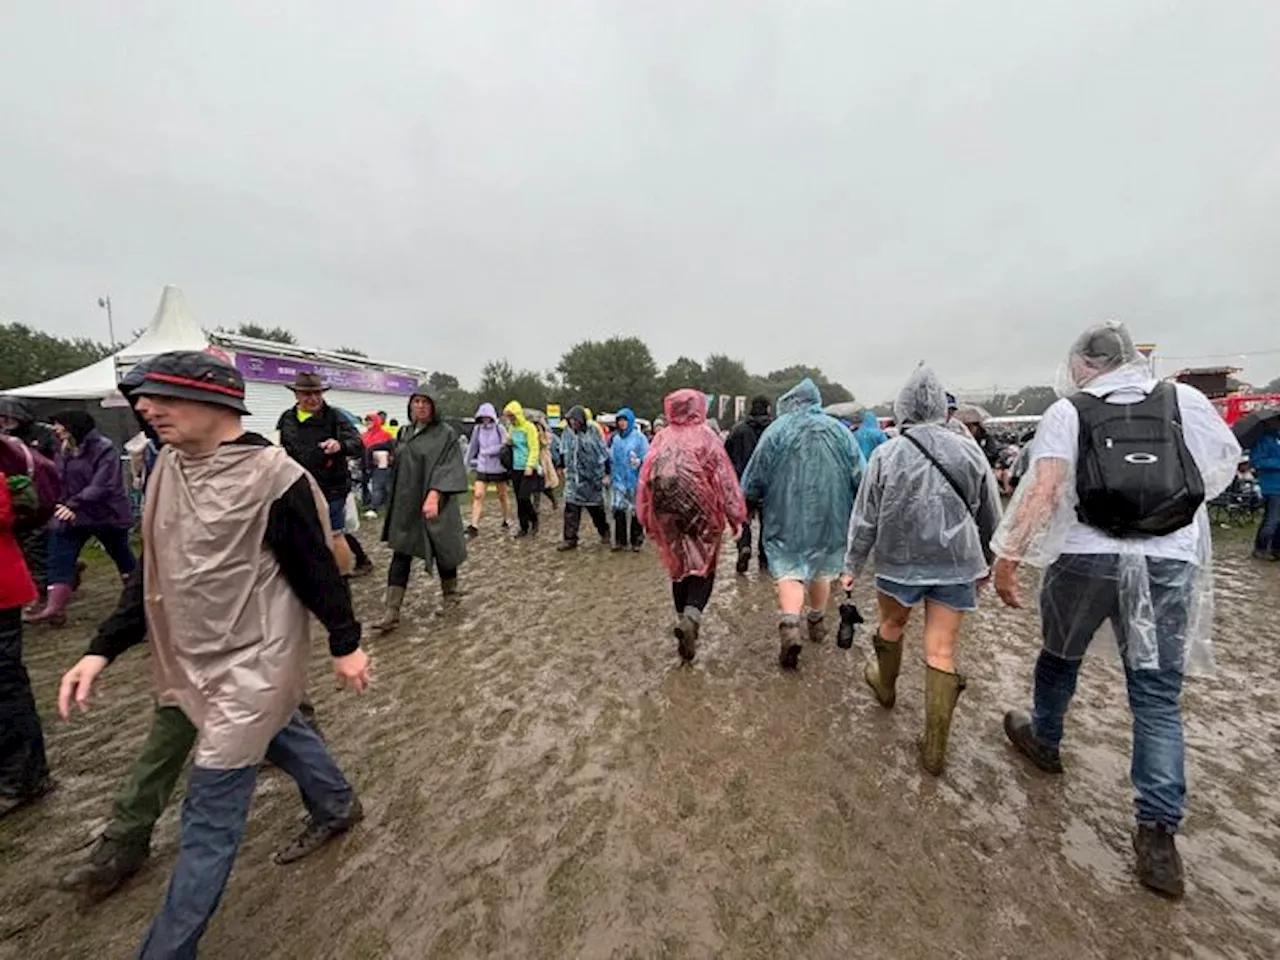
[
  {"xmin": 135, "ymin": 711, "xmax": 355, "ymax": 960},
  {"xmin": 1032, "ymin": 553, "xmax": 1190, "ymax": 829},
  {"xmin": 0, "ymin": 608, "xmax": 49, "ymax": 798},
  {"xmin": 563, "ymin": 503, "xmax": 609, "ymax": 545},
  {"xmin": 1254, "ymin": 494, "xmax": 1280, "ymax": 556}
]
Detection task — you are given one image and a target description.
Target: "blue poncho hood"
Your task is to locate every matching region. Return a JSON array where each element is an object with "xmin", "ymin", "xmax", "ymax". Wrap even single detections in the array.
[{"xmin": 615, "ymin": 407, "xmax": 637, "ymax": 436}]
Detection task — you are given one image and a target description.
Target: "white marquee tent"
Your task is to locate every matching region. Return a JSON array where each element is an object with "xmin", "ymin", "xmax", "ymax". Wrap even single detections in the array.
[{"xmin": 4, "ymin": 285, "xmax": 209, "ymax": 401}]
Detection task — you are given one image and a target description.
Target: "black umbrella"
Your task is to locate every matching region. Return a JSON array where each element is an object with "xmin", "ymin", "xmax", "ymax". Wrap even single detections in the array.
[{"xmin": 1232, "ymin": 407, "xmax": 1280, "ymax": 449}]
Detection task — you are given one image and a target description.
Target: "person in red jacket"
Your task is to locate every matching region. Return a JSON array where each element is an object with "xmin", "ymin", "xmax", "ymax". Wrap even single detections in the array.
[{"xmin": 0, "ymin": 466, "xmax": 52, "ymax": 817}]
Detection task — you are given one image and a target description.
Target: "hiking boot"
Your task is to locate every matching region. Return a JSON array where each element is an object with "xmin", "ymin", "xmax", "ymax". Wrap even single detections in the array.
[
  {"xmin": 864, "ymin": 633, "xmax": 903, "ymax": 709},
  {"xmin": 348, "ymin": 562, "xmax": 374, "ymax": 579},
  {"xmin": 1002, "ymin": 711, "xmax": 1064, "ymax": 774},
  {"xmin": 57, "ymin": 833, "xmax": 150, "ymax": 900},
  {"xmin": 674, "ymin": 615, "xmax": 699, "ymax": 662},
  {"xmin": 0, "ymin": 777, "xmax": 55, "ymax": 819},
  {"xmin": 1134, "ymin": 823, "xmax": 1185, "ymax": 899},
  {"xmin": 372, "ymin": 586, "xmax": 406, "ymax": 634},
  {"xmin": 465, "ymin": 524, "xmax": 479, "ymax": 540},
  {"xmin": 778, "ymin": 622, "xmax": 802, "ymax": 670},
  {"xmin": 920, "ymin": 666, "xmax": 966, "ymax": 776},
  {"xmin": 806, "ymin": 612, "xmax": 827, "ymax": 643},
  {"xmin": 736, "ymin": 547, "xmax": 751, "ymax": 575},
  {"xmin": 557, "ymin": 541, "xmax": 579, "ymax": 552},
  {"xmin": 274, "ymin": 797, "xmax": 364, "ymax": 865}
]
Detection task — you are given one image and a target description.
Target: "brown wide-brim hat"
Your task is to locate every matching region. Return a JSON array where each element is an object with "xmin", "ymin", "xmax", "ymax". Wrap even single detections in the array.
[{"xmin": 291, "ymin": 372, "xmax": 329, "ymax": 392}]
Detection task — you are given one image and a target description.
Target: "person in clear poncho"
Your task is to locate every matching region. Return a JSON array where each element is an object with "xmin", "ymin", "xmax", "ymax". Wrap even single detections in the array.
[
  {"xmin": 740, "ymin": 378, "xmax": 863, "ymax": 670},
  {"xmin": 991, "ymin": 322, "xmax": 1239, "ymax": 900},
  {"xmin": 637, "ymin": 389, "xmax": 747, "ymax": 662},
  {"xmin": 842, "ymin": 365, "xmax": 1002, "ymax": 775}
]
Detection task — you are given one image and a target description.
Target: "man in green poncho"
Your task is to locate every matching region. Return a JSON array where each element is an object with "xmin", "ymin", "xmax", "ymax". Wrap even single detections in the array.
[{"xmin": 374, "ymin": 385, "xmax": 469, "ymax": 632}]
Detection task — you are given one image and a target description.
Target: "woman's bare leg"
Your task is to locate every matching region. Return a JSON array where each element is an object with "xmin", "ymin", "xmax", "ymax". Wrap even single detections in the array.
[
  {"xmin": 470, "ymin": 481, "xmax": 487, "ymax": 526},
  {"xmin": 922, "ymin": 601, "xmax": 964, "ymax": 672}
]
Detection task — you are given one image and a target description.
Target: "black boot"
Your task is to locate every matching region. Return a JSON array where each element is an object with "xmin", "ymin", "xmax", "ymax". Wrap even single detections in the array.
[
  {"xmin": 57, "ymin": 834, "xmax": 151, "ymax": 900},
  {"xmin": 1002, "ymin": 711, "xmax": 1064, "ymax": 774},
  {"xmin": 1134, "ymin": 824, "xmax": 1185, "ymax": 899},
  {"xmin": 736, "ymin": 547, "xmax": 750, "ymax": 575},
  {"xmin": 778, "ymin": 620, "xmax": 802, "ymax": 670},
  {"xmin": 275, "ymin": 797, "xmax": 365, "ymax": 865}
]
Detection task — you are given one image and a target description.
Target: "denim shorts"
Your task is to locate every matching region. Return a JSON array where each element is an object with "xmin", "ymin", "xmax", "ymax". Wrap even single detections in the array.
[
  {"xmin": 327, "ymin": 497, "xmax": 346, "ymax": 534},
  {"xmin": 875, "ymin": 577, "xmax": 978, "ymax": 613}
]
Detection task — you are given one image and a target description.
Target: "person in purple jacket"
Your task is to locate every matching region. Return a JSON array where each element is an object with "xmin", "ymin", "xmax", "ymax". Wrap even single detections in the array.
[
  {"xmin": 26, "ymin": 411, "xmax": 135, "ymax": 626},
  {"xmin": 465, "ymin": 402, "xmax": 512, "ymax": 538}
]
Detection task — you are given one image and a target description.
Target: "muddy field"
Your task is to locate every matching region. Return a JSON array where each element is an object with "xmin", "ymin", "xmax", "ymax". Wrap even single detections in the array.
[{"xmin": 2, "ymin": 512, "xmax": 1278, "ymax": 960}]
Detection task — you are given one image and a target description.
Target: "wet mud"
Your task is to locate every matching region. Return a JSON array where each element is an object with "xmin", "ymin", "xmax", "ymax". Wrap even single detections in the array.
[{"xmin": 2, "ymin": 517, "xmax": 1278, "ymax": 959}]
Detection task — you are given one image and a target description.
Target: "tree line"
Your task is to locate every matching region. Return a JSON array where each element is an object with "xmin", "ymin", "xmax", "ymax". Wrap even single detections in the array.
[{"xmin": 5, "ymin": 320, "xmax": 1277, "ymax": 423}]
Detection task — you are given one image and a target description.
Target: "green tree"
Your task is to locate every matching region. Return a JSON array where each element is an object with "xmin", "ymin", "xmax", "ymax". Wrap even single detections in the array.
[
  {"xmin": 557, "ymin": 337, "xmax": 660, "ymax": 416},
  {"xmin": 428, "ymin": 372, "xmax": 460, "ymax": 392},
  {"xmin": 660, "ymin": 356, "xmax": 706, "ymax": 395},
  {"xmin": 333, "ymin": 345, "xmax": 367, "ymax": 357},
  {"xmin": 0, "ymin": 323, "xmax": 113, "ymax": 390},
  {"xmin": 703, "ymin": 354, "xmax": 752, "ymax": 399},
  {"xmin": 997, "ymin": 385, "xmax": 1057, "ymax": 416},
  {"xmin": 478, "ymin": 359, "xmax": 550, "ymax": 411},
  {"xmin": 227, "ymin": 322, "xmax": 298, "ymax": 344}
]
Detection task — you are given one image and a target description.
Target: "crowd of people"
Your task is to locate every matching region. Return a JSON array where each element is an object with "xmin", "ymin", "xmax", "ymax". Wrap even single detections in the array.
[{"xmin": 0, "ymin": 319, "xmax": 1259, "ymax": 956}]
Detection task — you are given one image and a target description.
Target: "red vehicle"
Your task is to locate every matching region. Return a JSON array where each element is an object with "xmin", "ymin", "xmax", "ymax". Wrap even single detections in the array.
[{"xmin": 1212, "ymin": 394, "xmax": 1280, "ymax": 427}]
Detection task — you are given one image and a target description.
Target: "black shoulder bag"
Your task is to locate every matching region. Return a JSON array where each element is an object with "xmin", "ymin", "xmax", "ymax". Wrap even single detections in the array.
[{"xmin": 902, "ymin": 430, "xmax": 977, "ymax": 518}]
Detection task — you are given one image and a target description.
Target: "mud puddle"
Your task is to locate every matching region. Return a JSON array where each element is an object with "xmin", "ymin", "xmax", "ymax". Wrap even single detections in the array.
[{"xmin": 2, "ymin": 518, "xmax": 1278, "ymax": 959}]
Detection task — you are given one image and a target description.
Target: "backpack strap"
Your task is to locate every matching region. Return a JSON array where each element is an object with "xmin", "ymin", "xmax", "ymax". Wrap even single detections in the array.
[{"xmin": 902, "ymin": 430, "xmax": 977, "ymax": 518}]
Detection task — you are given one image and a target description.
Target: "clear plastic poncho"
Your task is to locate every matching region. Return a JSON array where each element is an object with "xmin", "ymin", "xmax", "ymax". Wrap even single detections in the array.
[
  {"xmin": 845, "ymin": 366, "xmax": 1003, "ymax": 585},
  {"xmin": 637, "ymin": 390, "xmax": 747, "ymax": 580},
  {"xmin": 740, "ymin": 378, "xmax": 863, "ymax": 582},
  {"xmin": 990, "ymin": 323, "xmax": 1241, "ymax": 675},
  {"xmin": 559, "ymin": 406, "xmax": 609, "ymax": 506}
]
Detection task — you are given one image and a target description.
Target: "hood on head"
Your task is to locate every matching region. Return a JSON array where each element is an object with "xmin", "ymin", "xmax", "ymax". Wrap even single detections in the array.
[
  {"xmin": 503, "ymin": 400, "xmax": 526, "ymax": 425},
  {"xmin": 407, "ymin": 383, "xmax": 439, "ymax": 424},
  {"xmin": 566, "ymin": 405, "xmax": 587, "ymax": 430},
  {"xmin": 365, "ymin": 412, "xmax": 384, "ymax": 430},
  {"xmin": 1061, "ymin": 320, "xmax": 1144, "ymax": 394},
  {"xmin": 664, "ymin": 390, "xmax": 706, "ymax": 427},
  {"xmin": 894, "ymin": 365, "xmax": 948, "ymax": 426},
  {"xmin": 475, "ymin": 402, "xmax": 498, "ymax": 421},
  {"xmin": 615, "ymin": 407, "xmax": 636, "ymax": 435},
  {"xmin": 749, "ymin": 395, "xmax": 771, "ymax": 417},
  {"xmin": 777, "ymin": 378, "xmax": 823, "ymax": 416},
  {"xmin": 0, "ymin": 397, "xmax": 35, "ymax": 425},
  {"xmin": 860, "ymin": 410, "xmax": 882, "ymax": 430},
  {"xmin": 51, "ymin": 409, "xmax": 97, "ymax": 443}
]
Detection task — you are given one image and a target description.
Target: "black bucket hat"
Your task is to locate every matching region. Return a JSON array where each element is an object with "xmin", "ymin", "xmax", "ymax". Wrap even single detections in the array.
[{"xmin": 121, "ymin": 351, "xmax": 251, "ymax": 414}]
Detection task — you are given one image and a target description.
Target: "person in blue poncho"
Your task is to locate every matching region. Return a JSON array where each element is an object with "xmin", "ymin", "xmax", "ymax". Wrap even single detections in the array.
[
  {"xmin": 609, "ymin": 407, "xmax": 649, "ymax": 551},
  {"xmin": 741, "ymin": 378, "xmax": 863, "ymax": 670},
  {"xmin": 854, "ymin": 410, "xmax": 888, "ymax": 462}
]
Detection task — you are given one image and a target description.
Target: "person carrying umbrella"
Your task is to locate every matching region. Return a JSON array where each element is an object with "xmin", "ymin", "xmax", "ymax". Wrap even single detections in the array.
[{"xmin": 1233, "ymin": 407, "xmax": 1280, "ymax": 559}]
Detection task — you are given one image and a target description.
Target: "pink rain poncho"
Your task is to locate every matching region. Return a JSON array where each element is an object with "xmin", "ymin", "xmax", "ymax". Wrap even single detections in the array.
[{"xmin": 637, "ymin": 389, "xmax": 747, "ymax": 580}]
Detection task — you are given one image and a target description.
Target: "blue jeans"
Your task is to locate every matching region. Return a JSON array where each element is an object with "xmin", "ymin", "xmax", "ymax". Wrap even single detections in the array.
[
  {"xmin": 135, "ymin": 711, "xmax": 356, "ymax": 960},
  {"xmin": 48, "ymin": 525, "xmax": 135, "ymax": 585},
  {"xmin": 1254, "ymin": 493, "xmax": 1280, "ymax": 556},
  {"xmin": 369, "ymin": 468, "xmax": 391, "ymax": 510},
  {"xmin": 1031, "ymin": 554, "xmax": 1189, "ymax": 829}
]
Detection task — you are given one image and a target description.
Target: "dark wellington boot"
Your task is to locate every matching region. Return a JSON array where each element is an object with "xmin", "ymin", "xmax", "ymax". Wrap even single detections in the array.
[
  {"xmin": 1002, "ymin": 711, "xmax": 1064, "ymax": 774},
  {"xmin": 736, "ymin": 547, "xmax": 751, "ymax": 575},
  {"xmin": 864, "ymin": 633, "xmax": 903, "ymax": 709},
  {"xmin": 372, "ymin": 586, "xmax": 406, "ymax": 634},
  {"xmin": 1134, "ymin": 823, "xmax": 1185, "ymax": 899},
  {"xmin": 778, "ymin": 622, "xmax": 803, "ymax": 670},
  {"xmin": 674, "ymin": 615, "xmax": 699, "ymax": 662},
  {"xmin": 57, "ymin": 834, "xmax": 151, "ymax": 901},
  {"xmin": 920, "ymin": 665, "xmax": 966, "ymax": 776}
]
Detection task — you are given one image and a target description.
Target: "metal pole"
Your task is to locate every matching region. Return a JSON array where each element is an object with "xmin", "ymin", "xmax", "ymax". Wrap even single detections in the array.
[{"xmin": 98, "ymin": 295, "xmax": 116, "ymax": 348}]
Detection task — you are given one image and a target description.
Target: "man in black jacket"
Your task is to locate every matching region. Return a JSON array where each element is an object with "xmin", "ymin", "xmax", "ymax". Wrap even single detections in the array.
[
  {"xmin": 725, "ymin": 395, "xmax": 773, "ymax": 574},
  {"xmin": 276, "ymin": 372, "xmax": 373, "ymax": 576}
]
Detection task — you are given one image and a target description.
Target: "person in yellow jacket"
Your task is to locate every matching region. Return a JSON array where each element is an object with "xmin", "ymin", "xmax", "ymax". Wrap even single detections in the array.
[{"xmin": 502, "ymin": 401, "xmax": 542, "ymax": 537}]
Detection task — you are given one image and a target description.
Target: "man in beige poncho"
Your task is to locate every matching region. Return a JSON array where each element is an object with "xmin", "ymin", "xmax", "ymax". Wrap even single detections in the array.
[{"xmin": 58, "ymin": 351, "xmax": 371, "ymax": 959}]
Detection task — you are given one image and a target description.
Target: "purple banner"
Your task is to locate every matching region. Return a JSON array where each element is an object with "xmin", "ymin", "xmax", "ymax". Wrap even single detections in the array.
[{"xmin": 234, "ymin": 352, "xmax": 419, "ymax": 395}]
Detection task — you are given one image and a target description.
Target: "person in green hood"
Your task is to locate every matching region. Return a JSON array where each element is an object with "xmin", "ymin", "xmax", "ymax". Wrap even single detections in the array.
[{"xmin": 374, "ymin": 386, "xmax": 469, "ymax": 632}]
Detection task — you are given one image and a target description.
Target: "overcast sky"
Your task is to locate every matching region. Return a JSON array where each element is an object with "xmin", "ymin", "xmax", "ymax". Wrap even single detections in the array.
[{"xmin": 3, "ymin": 2, "xmax": 1279, "ymax": 402}]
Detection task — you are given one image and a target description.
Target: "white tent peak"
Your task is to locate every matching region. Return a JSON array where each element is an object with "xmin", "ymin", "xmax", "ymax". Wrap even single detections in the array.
[
  {"xmin": 4, "ymin": 286, "xmax": 210, "ymax": 400},
  {"xmin": 116, "ymin": 285, "xmax": 208, "ymax": 363}
]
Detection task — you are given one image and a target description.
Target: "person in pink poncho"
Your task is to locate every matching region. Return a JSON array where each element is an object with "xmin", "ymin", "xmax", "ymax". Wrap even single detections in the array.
[{"xmin": 637, "ymin": 389, "xmax": 747, "ymax": 663}]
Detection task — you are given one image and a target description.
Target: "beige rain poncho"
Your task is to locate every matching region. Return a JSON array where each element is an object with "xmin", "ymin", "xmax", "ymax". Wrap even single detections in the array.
[{"xmin": 142, "ymin": 443, "xmax": 333, "ymax": 769}]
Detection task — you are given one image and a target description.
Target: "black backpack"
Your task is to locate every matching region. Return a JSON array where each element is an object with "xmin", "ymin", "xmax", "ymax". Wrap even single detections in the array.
[{"xmin": 1069, "ymin": 382, "xmax": 1204, "ymax": 537}]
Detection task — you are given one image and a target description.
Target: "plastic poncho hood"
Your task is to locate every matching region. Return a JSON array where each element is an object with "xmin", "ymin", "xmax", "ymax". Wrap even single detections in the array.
[
  {"xmin": 991, "ymin": 347, "xmax": 1241, "ymax": 676},
  {"xmin": 739, "ymin": 378, "xmax": 863, "ymax": 581},
  {"xmin": 609, "ymin": 405, "xmax": 649, "ymax": 510},
  {"xmin": 637, "ymin": 389, "xmax": 747, "ymax": 579},
  {"xmin": 894, "ymin": 366, "xmax": 948, "ymax": 426},
  {"xmin": 856, "ymin": 410, "xmax": 889, "ymax": 462}
]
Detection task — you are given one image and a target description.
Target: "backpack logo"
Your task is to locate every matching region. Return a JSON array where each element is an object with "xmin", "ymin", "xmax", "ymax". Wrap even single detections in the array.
[{"xmin": 1123, "ymin": 452, "xmax": 1159, "ymax": 464}]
